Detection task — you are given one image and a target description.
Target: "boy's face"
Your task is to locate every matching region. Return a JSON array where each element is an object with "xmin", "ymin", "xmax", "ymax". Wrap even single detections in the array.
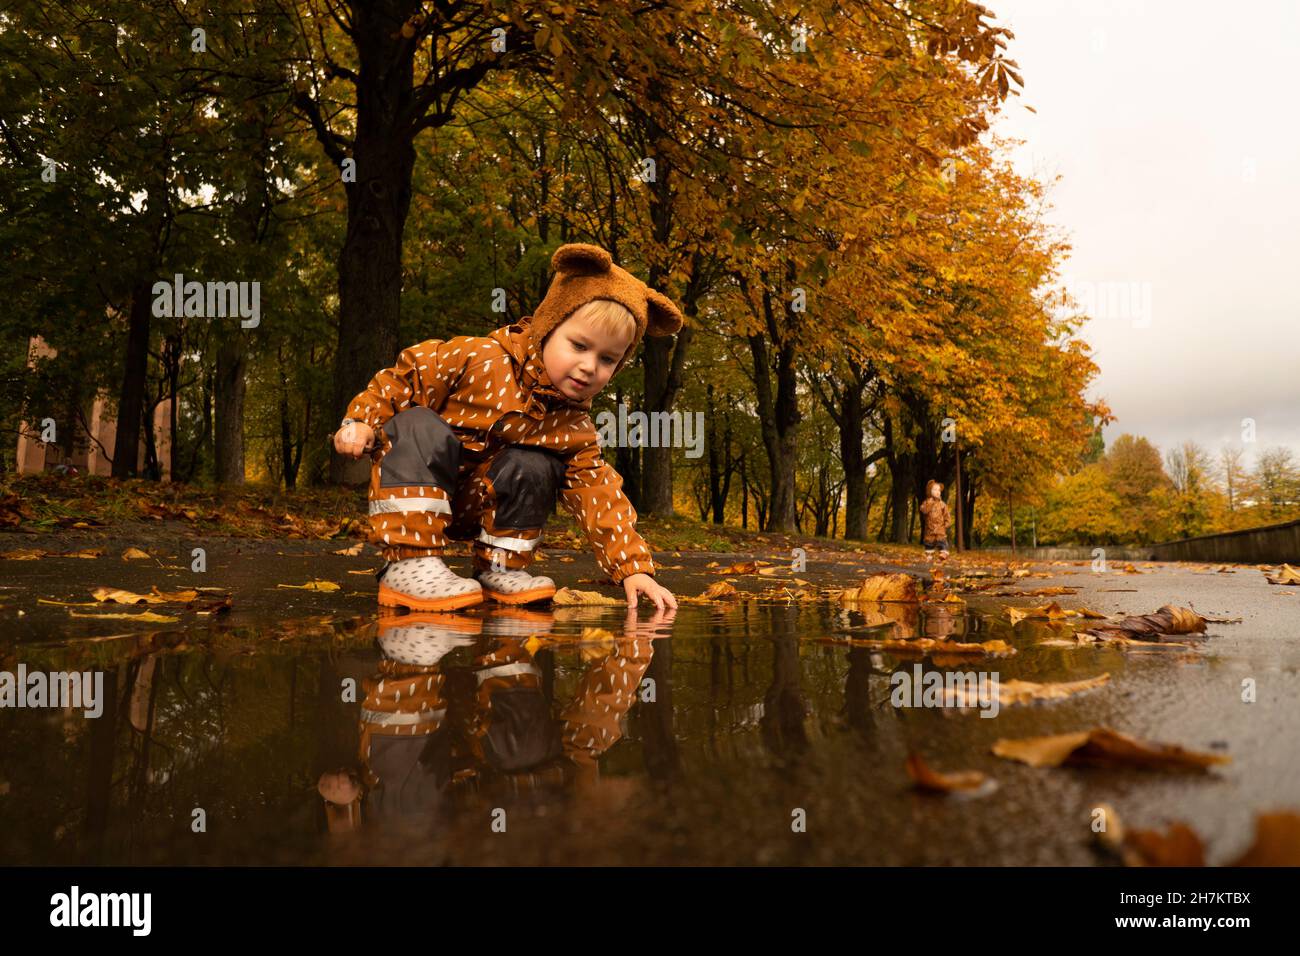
[{"xmin": 541, "ymin": 306, "xmax": 634, "ymax": 402}]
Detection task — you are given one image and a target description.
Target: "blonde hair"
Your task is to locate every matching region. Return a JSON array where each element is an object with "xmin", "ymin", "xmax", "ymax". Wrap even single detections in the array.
[{"xmin": 567, "ymin": 298, "xmax": 637, "ymax": 344}]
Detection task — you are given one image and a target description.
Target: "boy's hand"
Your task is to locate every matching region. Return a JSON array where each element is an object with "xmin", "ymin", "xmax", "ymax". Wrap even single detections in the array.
[
  {"xmin": 334, "ymin": 421, "xmax": 375, "ymax": 458},
  {"xmin": 622, "ymin": 573, "xmax": 677, "ymax": 612}
]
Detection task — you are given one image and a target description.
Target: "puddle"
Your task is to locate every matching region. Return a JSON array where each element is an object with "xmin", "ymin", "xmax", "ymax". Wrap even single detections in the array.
[{"xmin": 5, "ymin": 583, "xmax": 1295, "ymax": 866}]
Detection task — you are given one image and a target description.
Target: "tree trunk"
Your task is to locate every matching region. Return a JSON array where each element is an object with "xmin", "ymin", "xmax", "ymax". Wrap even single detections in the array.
[
  {"xmin": 215, "ymin": 333, "xmax": 247, "ymax": 484},
  {"xmin": 739, "ymin": 457, "xmax": 749, "ymax": 530},
  {"xmin": 111, "ymin": 280, "xmax": 153, "ymax": 478},
  {"xmin": 327, "ymin": 3, "xmax": 422, "ymax": 485},
  {"xmin": 640, "ymin": 312, "xmax": 695, "ymax": 516}
]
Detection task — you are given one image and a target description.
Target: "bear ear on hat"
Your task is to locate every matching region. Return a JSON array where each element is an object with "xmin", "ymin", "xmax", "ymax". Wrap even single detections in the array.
[
  {"xmin": 645, "ymin": 287, "xmax": 684, "ymax": 336},
  {"xmin": 551, "ymin": 243, "xmax": 612, "ymax": 275}
]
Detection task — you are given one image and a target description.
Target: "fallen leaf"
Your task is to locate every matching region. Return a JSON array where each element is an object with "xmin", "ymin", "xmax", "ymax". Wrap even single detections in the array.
[
  {"xmin": 0, "ymin": 549, "xmax": 44, "ymax": 560},
  {"xmin": 333, "ymin": 543, "xmax": 364, "ymax": 556},
  {"xmin": 91, "ymin": 586, "xmax": 199, "ymax": 605},
  {"xmin": 824, "ymin": 636, "xmax": 1015, "ymax": 657},
  {"xmin": 946, "ymin": 673, "xmax": 1110, "ymax": 709},
  {"xmin": 277, "ymin": 580, "xmax": 341, "ymax": 592},
  {"xmin": 1081, "ymin": 605, "xmax": 1207, "ymax": 642},
  {"xmin": 700, "ymin": 581, "xmax": 740, "ymax": 600},
  {"xmin": 905, "ymin": 753, "xmax": 990, "ymax": 794},
  {"xmin": 121, "ymin": 547, "xmax": 151, "ymax": 560},
  {"xmin": 69, "ymin": 609, "xmax": 180, "ymax": 623},
  {"xmin": 1092, "ymin": 804, "xmax": 1207, "ymax": 866},
  {"xmin": 992, "ymin": 727, "xmax": 1230, "ymax": 772},
  {"xmin": 1230, "ymin": 811, "xmax": 1300, "ymax": 866},
  {"xmin": 840, "ymin": 573, "xmax": 921, "ymax": 604},
  {"xmin": 1125, "ymin": 823, "xmax": 1207, "ymax": 866},
  {"xmin": 551, "ymin": 587, "xmax": 623, "ymax": 606},
  {"xmin": 64, "ymin": 549, "xmax": 103, "ymax": 559},
  {"xmin": 1265, "ymin": 564, "xmax": 1300, "ymax": 586}
]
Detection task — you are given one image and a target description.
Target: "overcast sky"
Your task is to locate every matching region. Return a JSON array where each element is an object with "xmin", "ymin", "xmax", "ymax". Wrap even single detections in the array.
[{"xmin": 988, "ymin": 0, "xmax": 1300, "ymax": 469}]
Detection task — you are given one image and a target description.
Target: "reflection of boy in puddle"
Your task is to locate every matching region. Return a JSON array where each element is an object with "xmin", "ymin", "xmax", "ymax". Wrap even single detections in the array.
[{"xmin": 319, "ymin": 606, "xmax": 659, "ymax": 833}]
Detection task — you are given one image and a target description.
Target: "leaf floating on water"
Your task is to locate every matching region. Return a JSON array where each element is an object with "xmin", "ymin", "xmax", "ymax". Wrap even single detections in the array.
[
  {"xmin": 1009, "ymin": 602, "xmax": 1107, "ymax": 625},
  {"xmin": 121, "ymin": 547, "xmax": 151, "ymax": 560},
  {"xmin": 0, "ymin": 548, "xmax": 44, "ymax": 560},
  {"xmin": 551, "ymin": 587, "xmax": 623, "ymax": 606},
  {"xmin": 333, "ymin": 543, "xmax": 364, "ymax": 556},
  {"xmin": 905, "ymin": 753, "xmax": 992, "ymax": 795},
  {"xmin": 277, "ymin": 580, "xmax": 341, "ymax": 592},
  {"xmin": 945, "ymin": 673, "xmax": 1110, "ymax": 709},
  {"xmin": 69, "ymin": 609, "xmax": 180, "ymax": 623},
  {"xmin": 998, "ymin": 586, "xmax": 1079, "ymax": 597},
  {"xmin": 823, "ymin": 636, "xmax": 1014, "ymax": 658},
  {"xmin": 840, "ymin": 573, "xmax": 921, "ymax": 604},
  {"xmin": 702, "ymin": 581, "xmax": 741, "ymax": 599},
  {"xmin": 91, "ymin": 586, "xmax": 199, "ymax": 605},
  {"xmin": 992, "ymin": 726, "xmax": 1230, "ymax": 772}
]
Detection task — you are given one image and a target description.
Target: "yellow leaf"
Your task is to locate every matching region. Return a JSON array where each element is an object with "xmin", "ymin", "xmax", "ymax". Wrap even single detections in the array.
[
  {"xmin": 993, "ymin": 727, "xmax": 1230, "ymax": 771},
  {"xmin": 840, "ymin": 573, "xmax": 920, "ymax": 604},
  {"xmin": 91, "ymin": 586, "xmax": 198, "ymax": 605},
  {"xmin": 552, "ymin": 587, "xmax": 622, "ymax": 606},
  {"xmin": 277, "ymin": 580, "xmax": 340, "ymax": 591},
  {"xmin": 1266, "ymin": 564, "xmax": 1300, "ymax": 585},
  {"xmin": 905, "ymin": 753, "xmax": 989, "ymax": 794},
  {"xmin": 121, "ymin": 547, "xmax": 151, "ymax": 560},
  {"xmin": 69, "ymin": 609, "xmax": 179, "ymax": 623}
]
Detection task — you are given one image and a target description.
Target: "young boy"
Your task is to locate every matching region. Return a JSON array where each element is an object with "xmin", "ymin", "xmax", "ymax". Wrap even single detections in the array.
[
  {"xmin": 919, "ymin": 479, "xmax": 951, "ymax": 562},
  {"xmin": 333, "ymin": 243, "xmax": 680, "ymax": 614}
]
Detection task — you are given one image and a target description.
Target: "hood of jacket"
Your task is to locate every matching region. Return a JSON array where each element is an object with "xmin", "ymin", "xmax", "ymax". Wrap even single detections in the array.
[{"xmin": 488, "ymin": 316, "xmax": 593, "ymax": 412}]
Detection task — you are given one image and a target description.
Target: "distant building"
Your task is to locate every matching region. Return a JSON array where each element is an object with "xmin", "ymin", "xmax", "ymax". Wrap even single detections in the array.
[{"xmin": 15, "ymin": 336, "xmax": 171, "ymax": 479}]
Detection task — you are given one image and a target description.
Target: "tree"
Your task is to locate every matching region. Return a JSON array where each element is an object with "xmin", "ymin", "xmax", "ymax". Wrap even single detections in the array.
[{"xmin": 1161, "ymin": 441, "xmax": 1217, "ymax": 539}]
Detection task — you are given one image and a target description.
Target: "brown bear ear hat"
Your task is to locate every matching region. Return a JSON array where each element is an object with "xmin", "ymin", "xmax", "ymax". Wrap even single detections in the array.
[{"xmin": 527, "ymin": 243, "xmax": 684, "ymax": 373}]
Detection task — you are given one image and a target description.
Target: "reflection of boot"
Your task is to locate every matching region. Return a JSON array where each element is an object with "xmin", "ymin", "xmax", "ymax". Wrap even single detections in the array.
[
  {"xmin": 481, "ymin": 605, "xmax": 554, "ymax": 637},
  {"xmin": 475, "ymin": 567, "xmax": 556, "ymax": 605},
  {"xmin": 378, "ymin": 556, "xmax": 484, "ymax": 612},
  {"xmin": 377, "ymin": 611, "xmax": 483, "ymax": 664}
]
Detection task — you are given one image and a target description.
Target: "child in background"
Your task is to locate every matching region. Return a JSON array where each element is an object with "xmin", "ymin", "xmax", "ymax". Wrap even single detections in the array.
[
  {"xmin": 919, "ymin": 479, "xmax": 951, "ymax": 562},
  {"xmin": 333, "ymin": 243, "xmax": 681, "ymax": 614}
]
